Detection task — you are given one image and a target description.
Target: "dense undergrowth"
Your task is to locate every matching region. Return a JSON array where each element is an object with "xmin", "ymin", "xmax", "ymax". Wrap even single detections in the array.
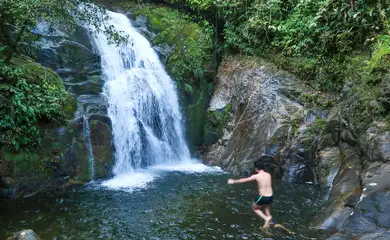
[{"xmin": 0, "ymin": 56, "xmax": 74, "ymax": 151}]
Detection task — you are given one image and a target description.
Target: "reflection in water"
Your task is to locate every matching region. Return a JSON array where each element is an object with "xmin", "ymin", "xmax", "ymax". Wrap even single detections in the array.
[{"xmin": 0, "ymin": 171, "xmax": 329, "ymax": 240}]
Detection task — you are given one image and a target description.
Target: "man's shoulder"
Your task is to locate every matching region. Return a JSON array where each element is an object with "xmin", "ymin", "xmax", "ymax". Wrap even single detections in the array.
[{"xmin": 262, "ymin": 171, "xmax": 271, "ymax": 178}]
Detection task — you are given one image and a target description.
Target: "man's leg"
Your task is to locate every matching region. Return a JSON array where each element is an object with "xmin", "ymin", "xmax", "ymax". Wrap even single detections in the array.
[
  {"xmin": 264, "ymin": 205, "xmax": 273, "ymax": 227},
  {"xmin": 252, "ymin": 204, "xmax": 272, "ymax": 228}
]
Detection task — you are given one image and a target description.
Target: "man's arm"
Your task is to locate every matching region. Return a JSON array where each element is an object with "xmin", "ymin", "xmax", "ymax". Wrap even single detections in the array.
[{"xmin": 228, "ymin": 175, "xmax": 256, "ymax": 184}]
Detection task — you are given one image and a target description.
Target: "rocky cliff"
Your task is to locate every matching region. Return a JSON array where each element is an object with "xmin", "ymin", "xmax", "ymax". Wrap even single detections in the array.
[
  {"xmin": 204, "ymin": 55, "xmax": 324, "ymax": 182},
  {"xmin": 203, "ymin": 55, "xmax": 390, "ymax": 239}
]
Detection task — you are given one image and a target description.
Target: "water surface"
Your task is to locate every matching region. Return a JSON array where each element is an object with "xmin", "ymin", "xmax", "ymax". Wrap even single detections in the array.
[{"xmin": 1, "ymin": 166, "xmax": 328, "ymax": 240}]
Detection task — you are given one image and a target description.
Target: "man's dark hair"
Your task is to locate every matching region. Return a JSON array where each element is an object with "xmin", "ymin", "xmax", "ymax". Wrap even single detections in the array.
[{"xmin": 254, "ymin": 160, "xmax": 266, "ymax": 170}]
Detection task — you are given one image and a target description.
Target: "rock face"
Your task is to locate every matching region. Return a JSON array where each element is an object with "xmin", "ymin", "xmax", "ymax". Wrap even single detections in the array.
[
  {"xmin": 36, "ymin": 22, "xmax": 115, "ymax": 181},
  {"xmin": 315, "ymin": 121, "xmax": 390, "ymax": 238},
  {"xmin": 7, "ymin": 230, "xmax": 40, "ymax": 240},
  {"xmin": 204, "ymin": 55, "xmax": 319, "ymax": 180}
]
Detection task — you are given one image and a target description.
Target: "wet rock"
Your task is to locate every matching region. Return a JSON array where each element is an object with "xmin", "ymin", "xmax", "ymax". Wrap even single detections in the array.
[
  {"xmin": 204, "ymin": 56, "xmax": 315, "ymax": 176},
  {"xmin": 359, "ymin": 122, "xmax": 390, "ymax": 162},
  {"xmin": 281, "ymin": 109, "xmax": 328, "ymax": 183},
  {"xmin": 321, "ymin": 107, "xmax": 342, "ymax": 147},
  {"xmin": 339, "ymin": 192, "xmax": 390, "ymax": 235},
  {"xmin": 66, "ymin": 75, "xmax": 104, "ymax": 95},
  {"xmin": 281, "ymin": 124, "xmax": 314, "ymax": 183},
  {"xmin": 316, "ymin": 143, "xmax": 362, "ymax": 231},
  {"xmin": 362, "ymin": 162, "xmax": 390, "ymax": 196},
  {"xmin": 318, "ymin": 147, "xmax": 341, "ymax": 192},
  {"xmin": 7, "ymin": 230, "xmax": 40, "ymax": 240},
  {"xmin": 89, "ymin": 117, "xmax": 114, "ymax": 179},
  {"xmin": 61, "ymin": 119, "xmax": 91, "ymax": 182}
]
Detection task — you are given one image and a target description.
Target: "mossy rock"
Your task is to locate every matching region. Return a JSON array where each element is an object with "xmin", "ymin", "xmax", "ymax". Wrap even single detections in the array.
[
  {"xmin": 61, "ymin": 94, "xmax": 78, "ymax": 120},
  {"xmin": 204, "ymin": 104, "xmax": 232, "ymax": 146},
  {"xmin": 3, "ymin": 152, "xmax": 49, "ymax": 178},
  {"xmin": 62, "ymin": 127, "xmax": 91, "ymax": 182},
  {"xmin": 12, "ymin": 57, "xmax": 63, "ymax": 87},
  {"xmin": 89, "ymin": 118, "xmax": 114, "ymax": 179}
]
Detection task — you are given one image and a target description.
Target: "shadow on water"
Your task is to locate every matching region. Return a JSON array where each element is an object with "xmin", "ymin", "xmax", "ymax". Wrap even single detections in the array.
[{"xmin": 0, "ymin": 172, "xmax": 331, "ymax": 240}]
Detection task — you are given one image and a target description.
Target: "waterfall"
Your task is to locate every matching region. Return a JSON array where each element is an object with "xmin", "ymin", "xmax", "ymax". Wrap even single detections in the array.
[
  {"xmin": 86, "ymin": 10, "xmax": 191, "ymax": 176},
  {"xmin": 83, "ymin": 115, "xmax": 95, "ymax": 179}
]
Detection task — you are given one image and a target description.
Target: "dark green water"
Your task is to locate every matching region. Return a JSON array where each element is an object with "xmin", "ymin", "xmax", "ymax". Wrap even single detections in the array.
[{"xmin": 0, "ymin": 169, "xmax": 328, "ymax": 240}]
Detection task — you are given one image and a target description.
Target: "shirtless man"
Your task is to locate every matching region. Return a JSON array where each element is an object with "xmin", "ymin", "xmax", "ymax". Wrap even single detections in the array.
[{"xmin": 228, "ymin": 161, "xmax": 274, "ymax": 228}]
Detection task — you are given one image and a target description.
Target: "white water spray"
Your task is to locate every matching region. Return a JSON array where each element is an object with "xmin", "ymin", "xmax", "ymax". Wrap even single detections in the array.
[{"xmin": 87, "ymin": 10, "xmax": 191, "ymax": 177}]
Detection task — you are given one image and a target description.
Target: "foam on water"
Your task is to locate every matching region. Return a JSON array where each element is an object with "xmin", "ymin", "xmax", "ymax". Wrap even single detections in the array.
[
  {"xmin": 99, "ymin": 160, "xmax": 224, "ymax": 191},
  {"xmin": 101, "ymin": 172, "xmax": 155, "ymax": 191},
  {"xmin": 150, "ymin": 161, "xmax": 224, "ymax": 174}
]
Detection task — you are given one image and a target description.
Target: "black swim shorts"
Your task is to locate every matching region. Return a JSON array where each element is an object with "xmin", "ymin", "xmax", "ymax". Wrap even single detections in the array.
[{"xmin": 254, "ymin": 195, "xmax": 273, "ymax": 205}]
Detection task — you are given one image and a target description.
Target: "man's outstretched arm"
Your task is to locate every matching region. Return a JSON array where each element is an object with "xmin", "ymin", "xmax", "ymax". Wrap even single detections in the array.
[{"xmin": 227, "ymin": 175, "xmax": 256, "ymax": 184}]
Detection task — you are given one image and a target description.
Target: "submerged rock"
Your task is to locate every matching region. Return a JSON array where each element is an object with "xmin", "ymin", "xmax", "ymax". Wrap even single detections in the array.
[{"xmin": 7, "ymin": 230, "xmax": 40, "ymax": 240}]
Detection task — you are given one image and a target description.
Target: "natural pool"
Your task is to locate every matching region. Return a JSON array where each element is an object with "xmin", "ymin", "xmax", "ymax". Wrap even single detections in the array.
[{"xmin": 1, "ymin": 164, "xmax": 329, "ymax": 240}]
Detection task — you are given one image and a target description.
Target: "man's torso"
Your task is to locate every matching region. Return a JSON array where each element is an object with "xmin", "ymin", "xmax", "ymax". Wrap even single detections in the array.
[{"xmin": 255, "ymin": 171, "xmax": 273, "ymax": 197}]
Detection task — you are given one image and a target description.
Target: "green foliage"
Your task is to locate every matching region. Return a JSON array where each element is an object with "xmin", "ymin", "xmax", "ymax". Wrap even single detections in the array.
[
  {"xmin": 186, "ymin": 0, "xmax": 213, "ymax": 11},
  {"xmin": 211, "ymin": 0, "xmax": 389, "ymax": 92},
  {"xmin": 160, "ymin": 0, "xmax": 213, "ymax": 11},
  {"xmin": 340, "ymin": 33, "xmax": 390, "ymax": 132},
  {"xmin": 133, "ymin": 5, "xmax": 213, "ymax": 85},
  {"xmin": 0, "ymin": 57, "xmax": 73, "ymax": 151},
  {"xmin": 0, "ymin": 0, "xmax": 127, "ymax": 63},
  {"xmin": 368, "ymin": 34, "xmax": 390, "ymax": 72},
  {"xmin": 3, "ymin": 151, "xmax": 56, "ymax": 178},
  {"xmin": 215, "ymin": 0, "xmax": 387, "ymax": 56},
  {"xmin": 310, "ymin": 117, "xmax": 327, "ymax": 134},
  {"xmin": 299, "ymin": 92, "xmax": 336, "ymax": 109}
]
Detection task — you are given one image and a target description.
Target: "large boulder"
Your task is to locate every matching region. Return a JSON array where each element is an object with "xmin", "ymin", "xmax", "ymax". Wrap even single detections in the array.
[
  {"xmin": 281, "ymin": 109, "xmax": 326, "ymax": 183},
  {"xmin": 204, "ymin": 55, "xmax": 317, "ymax": 178},
  {"xmin": 317, "ymin": 147, "xmax": 341, "ymax": 195}
]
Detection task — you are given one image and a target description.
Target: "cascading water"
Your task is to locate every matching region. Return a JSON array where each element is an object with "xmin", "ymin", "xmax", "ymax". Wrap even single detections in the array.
[{"xmin": 86, "ymin": 10, "xmax": 191, "ymax": 178}]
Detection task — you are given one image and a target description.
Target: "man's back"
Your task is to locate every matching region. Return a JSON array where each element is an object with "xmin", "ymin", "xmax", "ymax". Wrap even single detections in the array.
[{"xmin": 255, "ymin": 171, "xmax": 273, "ymax": 196}]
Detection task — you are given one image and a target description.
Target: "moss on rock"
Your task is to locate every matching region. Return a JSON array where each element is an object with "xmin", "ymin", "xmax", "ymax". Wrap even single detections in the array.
[{"xmin": 204, "ymin": 104, "xmax": 231, "ymax": 145}]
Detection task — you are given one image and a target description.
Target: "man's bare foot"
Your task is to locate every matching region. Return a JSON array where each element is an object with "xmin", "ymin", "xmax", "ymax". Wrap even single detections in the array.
[{"xmin": 263, "ymin": 216, "xmax": 272, "ymax": 228}]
